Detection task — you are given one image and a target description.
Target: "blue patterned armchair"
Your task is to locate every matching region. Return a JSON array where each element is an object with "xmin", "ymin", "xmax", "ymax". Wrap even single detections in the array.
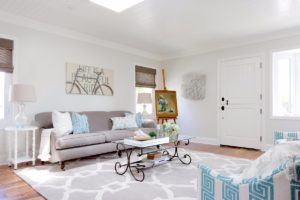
[
  {"xmin": 274, "ymin": 131, "xmax": 300, "ymax": 144},
  {"xmin": 198, "ymin": 159, "xmax": 300, "ymax": 200},
  {"xmin": 198, "ymin": 131, "xmax": 300, "ymax": 200}
]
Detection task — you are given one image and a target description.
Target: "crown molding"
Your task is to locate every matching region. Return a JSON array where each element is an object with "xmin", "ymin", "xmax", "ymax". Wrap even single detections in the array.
[
  {"xmin": 0, "ymin": 11, "xmax": 162, "ymax": 61},
  {"xmin": 161, "ymin": 27, "xmax": 300, "ymax": 60},
  {"xmin": 2, "ymin": 11, "xmax": 300, "ymax": 61}
]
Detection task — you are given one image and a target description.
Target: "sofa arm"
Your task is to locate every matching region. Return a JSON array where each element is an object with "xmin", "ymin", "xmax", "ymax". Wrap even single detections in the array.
[{"xmin": 142, "ymin": 119, "xmax": 157, "ymax": 129}]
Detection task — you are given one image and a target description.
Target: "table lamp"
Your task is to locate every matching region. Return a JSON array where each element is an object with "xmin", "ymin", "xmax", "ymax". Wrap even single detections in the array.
[
  {"xmin": 10, "ymin": 84, "xmax": 36, "ymax": 127},
  {"xmin": 137, "ymin": 93, "xmax": 152, "ymax": 116}
]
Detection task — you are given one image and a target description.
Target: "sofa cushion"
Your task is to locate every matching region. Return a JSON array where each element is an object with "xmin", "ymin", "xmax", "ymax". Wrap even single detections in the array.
[
  {"xmin": 35, "ymin": 112, "xmax": 53, "ymax": 128},
  {"xmin": 102, "ymin": 130, "xmax": 136, "ymax": 142},
  {"xmin": 111, "ymin": 115, "xmax": 138, "ymax": 130},
  {"xmin": 52, "ymin": 110, "xmax": 73, "ymax": 136},
  {"xmin": 125, "ymin": 112, "xmax": 143, "ymax": 128},
  {"xmin": 56, "ymin": 132, "xmax": 106, "ymax": 150},
  {"xmin": 108, "ymin": 111, "xmax": 131, "ymax": 129},
  {"xmin": 72, "ymin": 112, "xmax": 90, "ymax": 134},
  {"xmin": 81, "ymin": 111, "xmax": 110, "ymax": 132},
  {"xmin": 35, "ymin": 111, "xmax": 132, "ymax": 131}
]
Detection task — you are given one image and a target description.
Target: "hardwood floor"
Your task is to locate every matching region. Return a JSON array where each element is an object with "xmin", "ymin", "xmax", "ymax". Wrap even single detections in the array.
[
  {"xmin": 183, "ymin": 143, "xmax": 263, "ymax": 160},
  {"xmin": 0, "ymin": 143, "xmax": 263, "ymax": 200},
  {"xmin": 0, "ymin": 165, "xmax": 44, "ymax": 200}
]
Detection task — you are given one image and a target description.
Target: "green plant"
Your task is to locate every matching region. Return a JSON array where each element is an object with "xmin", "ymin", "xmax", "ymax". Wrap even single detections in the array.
[{"xmin": 148, "ymin": 131, "xmax": 157, "ymax": 138}]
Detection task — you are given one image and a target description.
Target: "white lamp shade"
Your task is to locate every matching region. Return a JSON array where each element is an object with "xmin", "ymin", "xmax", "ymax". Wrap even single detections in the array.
[
  {"xmin": 10, "ymin": 84, "xmax": 36, "ymax": 102},
  {"xmin": 137, "ymin": 93, "xmax": 152, "ymax": 104}
]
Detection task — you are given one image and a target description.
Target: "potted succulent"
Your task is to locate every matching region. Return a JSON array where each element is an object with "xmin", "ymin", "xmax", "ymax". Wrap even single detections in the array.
[{"xmin": 148, "ymin": 131, "xmax": 157, "ymax": 139}]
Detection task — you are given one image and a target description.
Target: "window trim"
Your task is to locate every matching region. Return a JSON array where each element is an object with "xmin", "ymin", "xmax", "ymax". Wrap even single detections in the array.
[
  {"xmin": 270, "ymin": 48, "xmax": 300, "ymax": 120},
  {"xmin": 0, "ymin": 34, "xmax": 16, "ymax": 127}
]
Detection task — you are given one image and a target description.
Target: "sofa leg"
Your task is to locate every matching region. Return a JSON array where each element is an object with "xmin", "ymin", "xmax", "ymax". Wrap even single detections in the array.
[
  {"xmin": 61, "ymin": 161, "xmax": 65, "ymax": 171},
  {"xmin": 41, "ymin": 161, "xmax": 45, "ymax": 165}
]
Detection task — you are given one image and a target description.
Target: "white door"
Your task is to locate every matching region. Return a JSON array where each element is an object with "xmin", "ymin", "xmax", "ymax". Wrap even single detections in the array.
[{"xmin": 218, "ymin": 57, "xmax": 262, "ymax": 149}]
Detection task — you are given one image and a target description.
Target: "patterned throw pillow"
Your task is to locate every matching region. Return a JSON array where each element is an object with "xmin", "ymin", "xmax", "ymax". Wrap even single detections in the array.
[
  {"xmin": 71, "ymin": 112, "xmax": 90, "ymax": 134},
  {"xmin": 111, "ymin": 114, "xmax": 138, "ymax": 130},
  {"xmin": 125, "ymin": 112, "xmax": 143, "ymax": 128}
]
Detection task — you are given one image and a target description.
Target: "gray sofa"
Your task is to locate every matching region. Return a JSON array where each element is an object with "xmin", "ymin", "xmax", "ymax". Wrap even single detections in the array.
[{"xmin": 35, "ymin": 111, "xmax": 156, "ymax": 170}]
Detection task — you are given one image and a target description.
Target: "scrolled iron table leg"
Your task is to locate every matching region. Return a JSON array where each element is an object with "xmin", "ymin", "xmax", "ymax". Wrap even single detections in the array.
[
  {"xmin": 167, "ymin": 139, "xmax": 192, "ymax": 165},
  {"xmin": 114, "ymin": 143, "xmax": 145, "ymax": 182},
  {"xmin": 114, "ymin": 143, "xmax": 129, "ymax": 175},
  {"xmin": 178, "ymin": 153, "xmax": 192, "ymax": 165},
  {"xmin": 129, "ymin": 165, "xmax": 145, "ymax": 182}
]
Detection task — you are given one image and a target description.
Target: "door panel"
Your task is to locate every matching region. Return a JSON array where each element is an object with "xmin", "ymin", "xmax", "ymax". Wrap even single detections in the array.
[
  {"xmin": 221, "ymin": 106, "xmax": 261, "ymax": 149},
  {"xmin": 219, "ymin": 57, "xmax": 262, "ymax": 149},
  {"xmin": 220, "ymin": 58, "xmax": 261, "ymax": 105}
]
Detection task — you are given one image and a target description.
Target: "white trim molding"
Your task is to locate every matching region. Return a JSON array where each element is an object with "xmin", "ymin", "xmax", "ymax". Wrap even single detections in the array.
[
  {"xmin": 192, "ymin": 137, "xmax": 219, "ymax": 145},
  {"xmin": 161, "ymin": 27, "xmax": 300, "ymax": 60},
  {"xmin": 0, "ymin": 154, "xmax": 7, "ymax": 165},
  {"xmin": 0, "ymin": 11, "xmax": 162, "ymax": 61}
]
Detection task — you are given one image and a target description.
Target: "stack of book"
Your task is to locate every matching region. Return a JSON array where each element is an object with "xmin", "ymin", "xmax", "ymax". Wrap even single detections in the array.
[{"xmin": 140, "ymin": 152, "xmax": 170, "ymax": 168}]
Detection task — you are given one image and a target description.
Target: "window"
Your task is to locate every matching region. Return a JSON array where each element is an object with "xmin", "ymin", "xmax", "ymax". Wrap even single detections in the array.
[
  {"xmin": 135, "ymin": 65, "xmax": 156, "ymax": 116},
  {"xmin": 272, "ymin": 49, "xmax": 300, "ymax": 118},
  {"xmin": 0, "ymin": 38, "xmax": 14, "ymax": 121},
  {"xmin": 136, "ymin": 87, "xmax": 153, "ymax": 114}
]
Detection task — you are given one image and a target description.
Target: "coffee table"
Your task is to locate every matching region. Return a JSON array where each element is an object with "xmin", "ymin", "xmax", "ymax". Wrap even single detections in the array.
[{"xmin": 113, "ymin": 135, "xmax": 195, "ymax": 182}]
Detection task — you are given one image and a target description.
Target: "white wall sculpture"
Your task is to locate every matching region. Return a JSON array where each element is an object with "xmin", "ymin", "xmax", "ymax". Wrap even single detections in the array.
[{"xmin": 181, "ymin": 73, "xmax": 206, "ymax": 100}]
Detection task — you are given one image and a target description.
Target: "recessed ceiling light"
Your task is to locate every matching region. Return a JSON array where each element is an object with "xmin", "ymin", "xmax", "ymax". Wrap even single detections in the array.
[{"xmin": 90, "ymin": 0, "xmax": 145, "ymax": 12}]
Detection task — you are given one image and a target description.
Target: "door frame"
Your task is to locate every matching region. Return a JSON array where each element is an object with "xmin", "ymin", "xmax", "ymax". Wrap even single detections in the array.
[{"xmin": 217, "ymin": 54, "xmax": 266, "ymax": 150}]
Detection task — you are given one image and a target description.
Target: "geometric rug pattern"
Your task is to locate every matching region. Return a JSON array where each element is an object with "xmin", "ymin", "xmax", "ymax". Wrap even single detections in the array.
[{"xmin": 16, "ymin": 149, "xmax": 251, "ymax": 200}]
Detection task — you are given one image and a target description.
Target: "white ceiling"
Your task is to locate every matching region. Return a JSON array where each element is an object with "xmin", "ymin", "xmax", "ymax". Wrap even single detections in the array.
[{"xmin": 1, "ymin": 0, "xmax": 300, "ymax": 60}]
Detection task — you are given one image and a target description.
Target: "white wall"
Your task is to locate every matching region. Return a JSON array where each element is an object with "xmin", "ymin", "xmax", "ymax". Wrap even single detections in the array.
[
  {"xmin": 163, "ymin": 35, "xmax": 300, "ymax": 147},
  {"xmin": 0, "ymin": 21, "xmax": 161, "ymax": 164}
]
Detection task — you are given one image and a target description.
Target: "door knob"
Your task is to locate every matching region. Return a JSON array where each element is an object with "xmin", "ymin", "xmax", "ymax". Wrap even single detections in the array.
[{"xmin": 221, "ymin": 106, "xmax": 225, "ymax": 111}]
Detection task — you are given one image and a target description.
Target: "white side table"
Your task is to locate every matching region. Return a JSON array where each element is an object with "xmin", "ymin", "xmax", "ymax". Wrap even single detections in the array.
[{"xmin": 4, "ymin": 126, "xmax": 38, "ymax": 169}]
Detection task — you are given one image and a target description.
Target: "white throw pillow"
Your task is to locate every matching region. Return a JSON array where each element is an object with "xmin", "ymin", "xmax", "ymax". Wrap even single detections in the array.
[
  {"xmin": 111, "ymin": 115, "xmax": 138, "ymax": 130},
  {"xmin": 52, "ymin": 110, "xmax": 73, "ymax": 136},
  {"xmin": 241, "ymin": 141, "xmax": 300, "ymax": 179}
]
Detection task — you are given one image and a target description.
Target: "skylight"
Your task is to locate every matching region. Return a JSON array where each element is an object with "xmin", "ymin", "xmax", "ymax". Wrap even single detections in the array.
[{"xmin": 90, "ymin": 0, "xmax": 145, "ymax": 12}]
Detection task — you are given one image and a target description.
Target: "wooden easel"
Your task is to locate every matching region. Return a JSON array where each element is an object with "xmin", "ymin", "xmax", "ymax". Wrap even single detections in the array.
[
  {"xmin": 156, "ymin": 68, "xmax": 177, "ymax": 124},
  {"xmin": 157, "ymin": 117, "xmax": 177, "ymax": 124}
]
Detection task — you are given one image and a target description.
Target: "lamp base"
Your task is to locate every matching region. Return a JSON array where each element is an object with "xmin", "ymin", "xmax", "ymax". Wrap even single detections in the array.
[
  {"xmin": 142, "ymin": 104, "xmax": 149, "ymax": 117},
  {"xmin": 14, "ymin": 103, "xmax": 28, "ymax": 128}
]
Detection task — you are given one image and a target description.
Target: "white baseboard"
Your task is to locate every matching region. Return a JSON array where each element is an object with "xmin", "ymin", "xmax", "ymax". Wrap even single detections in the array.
[
  {"xmin": 192, "ymin": 137, "xmax": 219, "ymax": 145},
  {"xmin": 0, "ymin": 154, "xmax": 7, "ymax": 165},
  {"xmin": 191, "ymin": 137, "xmax": 273, "ymax": 151}
]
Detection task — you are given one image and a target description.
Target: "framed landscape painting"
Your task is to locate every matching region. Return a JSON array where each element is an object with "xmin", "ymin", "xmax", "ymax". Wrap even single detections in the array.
[{"xmin": 155, "ymin": 90, "xmax": 178, "ymax": 118}]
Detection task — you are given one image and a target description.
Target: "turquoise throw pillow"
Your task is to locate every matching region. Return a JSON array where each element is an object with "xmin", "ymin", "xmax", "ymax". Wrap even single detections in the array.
[
  {"xmin": 125, "ymin": 112, "xmax": 143, "ymax": 128},
  {"xmin": 71, "ymin": 112, "xmax": 90, "ymax": 134}
]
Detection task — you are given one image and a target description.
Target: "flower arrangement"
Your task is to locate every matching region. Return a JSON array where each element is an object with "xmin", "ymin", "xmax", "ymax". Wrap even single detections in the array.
[{"xmin": 161, "ymin": 122, "xmax": 180, "ymax": 142}]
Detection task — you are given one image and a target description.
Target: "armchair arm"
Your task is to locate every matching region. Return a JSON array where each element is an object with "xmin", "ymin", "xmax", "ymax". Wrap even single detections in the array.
[
  {"xmin": 274, "ymin": 131, "xmax": 300, "ymax": 144},
  {"xmin": 198, "ymin": 162, "xmax": 291, "ymax": 200}
]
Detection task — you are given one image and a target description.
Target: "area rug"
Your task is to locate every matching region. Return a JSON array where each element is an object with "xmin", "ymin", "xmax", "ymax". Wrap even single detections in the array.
[{"xmin": 16, "ymin": 149, "xmax": 251, "ymax": 200}]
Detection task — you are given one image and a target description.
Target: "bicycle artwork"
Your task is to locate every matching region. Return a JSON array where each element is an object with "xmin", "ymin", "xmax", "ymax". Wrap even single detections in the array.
[{"xmin": 65, "ymin": 63, "xmax": 114, "ymax": 96}]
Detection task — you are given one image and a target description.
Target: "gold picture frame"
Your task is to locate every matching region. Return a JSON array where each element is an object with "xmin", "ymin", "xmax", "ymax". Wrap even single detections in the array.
[{"xmin": 155, "ymin": 90, "xmax": 178, "ymax": 118}]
